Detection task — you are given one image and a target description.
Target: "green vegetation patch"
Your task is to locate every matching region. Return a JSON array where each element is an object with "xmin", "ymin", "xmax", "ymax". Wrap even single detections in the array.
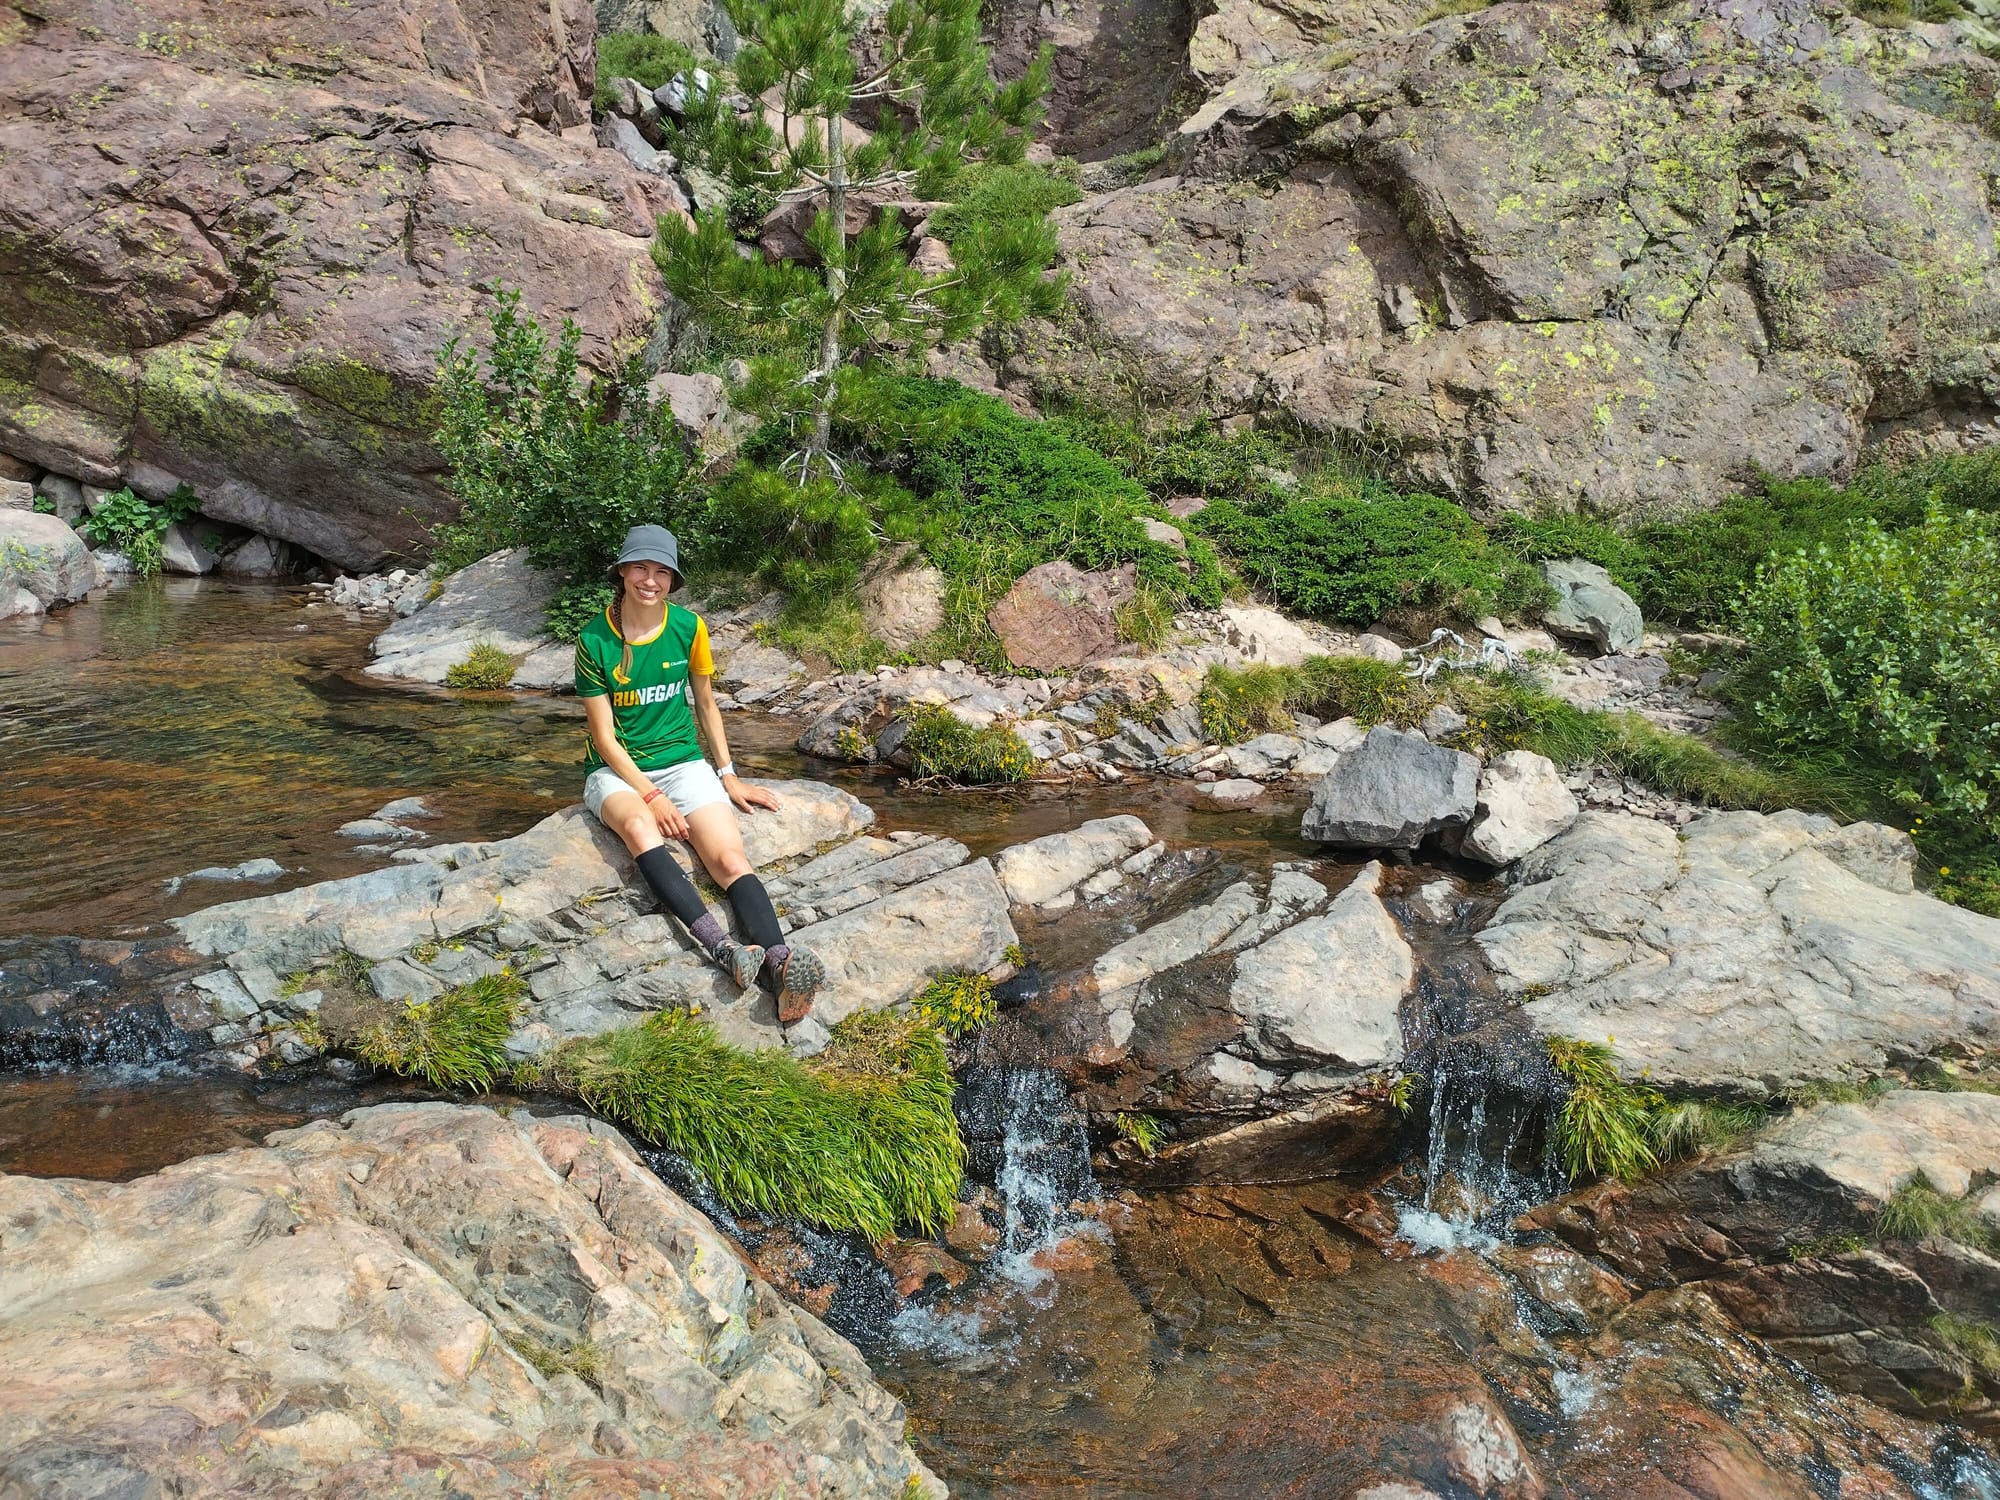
[
  {"xmin": 594, "ymin": 31, "xmax": 699, "ymax": 104},
  {"xmin": 1876, "ymin": 1172, "xmax": 1996, "ymax": 1251},
  {"xmin": 911, "ymin": 971, "xmax": 996, "ymax": 1038},
  {"xmin": 354, "ymin": 973, "xmax": 524, "ymax": 1091},
  {"xmin": 79, "ymin": 484, "xmax": 201, "ymax": 577},
  {"xmin": 1114, "ymin": 1112, "xmax": 1167, "ymax": 1156},
  {"xmin": 1547, "ymin": 1037, "xmax": 1665, "ymax": 1183},
  {"xmin": 443, "ymin": 642, "xmax": 518, "ymax": 690},
  {"xmin": 898, "ymin": 703, "xmax": 1035, "ymax": 784},
  {"xmin": 545, "ymin": 1008, "xmax": 965, "ymax": 1238},
  {"xmin": 506, "ymin": 1331, "xmax": 604, "ymax": 1387}
]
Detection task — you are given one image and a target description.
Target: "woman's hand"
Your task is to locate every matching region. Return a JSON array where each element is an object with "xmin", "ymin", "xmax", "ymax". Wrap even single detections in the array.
[
  {"xmin": 726, "ymin": 775, "xmax": 782, "ymax": 814},
  {"xmin": 650, "ymin": 795, "xmax": 690, "ymax": 841}
]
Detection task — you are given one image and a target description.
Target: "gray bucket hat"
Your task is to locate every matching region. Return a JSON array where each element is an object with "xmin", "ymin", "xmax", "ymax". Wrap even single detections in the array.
[{"xmin": 610, "ymin": 524, "xmax": 682, "ymax": 587}]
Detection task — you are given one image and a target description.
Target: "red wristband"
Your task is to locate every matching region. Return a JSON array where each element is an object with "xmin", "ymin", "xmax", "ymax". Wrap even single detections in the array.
[{"xmin": 642, "ymin": 787, "xmax": 664, "ymax": 804}]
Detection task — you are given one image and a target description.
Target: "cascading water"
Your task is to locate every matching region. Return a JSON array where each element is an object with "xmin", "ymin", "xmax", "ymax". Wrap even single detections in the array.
[
  {"xmin": 1398, "ymin": 1044, "xmax": 1563, "ymax": 1253},
  {"xmin": 987, "ymin": 1066, "xmax": 1098, "ymax": 1289}
]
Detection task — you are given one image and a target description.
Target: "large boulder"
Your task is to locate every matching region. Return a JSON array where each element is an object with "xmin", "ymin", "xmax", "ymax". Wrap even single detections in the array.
[
  {"xmin": 0, "ymin": 1104, "xmax": 941, "ymax": 1495},
  {"xmin": 0, "ymin": 0, "xmax": 676, "ymax": 570},
  {"xmin": 1010, "ymin": 0, "xmax": 2000, "ymax": 513},
  {"xmin": 365, "ymin": 549, "xmax": 557, "ymax": 686},
  {"xmin": 855, "ymin": 544, "xmax": 946, "ymax": 653},
  {"xmin": 1459, "ymin": 750, "xmax": 1579, "ymax": 865},
  {"xmin": 0, "ymin": 509, "xmax": 97, "ymax": 618},
  {"xmin": 1301, "ymin": 725, "xmax": 1478, "ymax": 849},
  {"xmin": 986, "ymin": 559, "xmax": 1136, "ymax": 671},
  {"xmin": 1479, "ymin": 810, "xmax": 2000, "ymax": 1093},
  {"xmin": 1538, "ymin": 559, "xmax": 1643, "ymax": 654}
]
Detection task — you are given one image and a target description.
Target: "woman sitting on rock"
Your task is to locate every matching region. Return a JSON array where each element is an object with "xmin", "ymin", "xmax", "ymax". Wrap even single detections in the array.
[{"xmin": 575, "ymin": 524, "xmax": 825, "ymax": 1022}]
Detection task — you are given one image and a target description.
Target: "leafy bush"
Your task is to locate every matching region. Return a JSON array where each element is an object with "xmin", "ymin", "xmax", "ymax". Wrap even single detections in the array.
[
  {"xmin": 593, "ymin": 31, "xmax": 699, "ymax": 106},
  {"xmin": 1729, "ymin": 508, "xmax": 2000, "ymax": 912},
  {"xmin": 79, "ymin": 484, "xmax": 201, "ymax": 577},
  {"xmin": 912, "ymin": 971, "xmax": 996, "ymax": 1038},
  {"xmin": 1191, "ymin": 486, "xmax": 1549, "ymax": 626},
  {"xmin": 898, "ymin": 703, "xmax": 1035, "ymax": 784},
  {"xmin": 545, "ymin": 581, "xmax": 614, "ymax": 644},
  {"xmin": 355, "ymin": 973, "xmax": 523, "ymax": 1091},
  {"xmin": 444, "ymin": 643, "xmax": 518, "ymax": 690},
  {"xmin": 922, "ymin": 161, "xmax": 1082, "ymax": 247},
  {"xmin": 431, "ymin": 290, "xmax": 698, "ymax": 605},
  {"xmin": 546, "ymin": 1008, "xmax": 964, "ymax": 1237}
]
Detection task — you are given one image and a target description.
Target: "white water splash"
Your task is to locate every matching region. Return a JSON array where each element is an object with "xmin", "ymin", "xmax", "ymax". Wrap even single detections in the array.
[
  {"xmin": 1394, "ymin": 1205, "xmax": 1499, "ymax": 1255},
  {"xmin": 1552, "ymin": 1366, "xmax": 1600, "ymax": 1419}
]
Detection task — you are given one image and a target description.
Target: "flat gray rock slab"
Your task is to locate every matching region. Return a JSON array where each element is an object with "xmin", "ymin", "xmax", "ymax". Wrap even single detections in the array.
[
  {"xmin": 366, "ymin": 548, "xmax": 557, "ymax": 686},
  {"xmin": 1480, "ymin": 809, "xmax": 2000, "ymax": 1093},
  {"xmin": 992, "ymin": 815, "xmax": 1154, "ymax": 907}
]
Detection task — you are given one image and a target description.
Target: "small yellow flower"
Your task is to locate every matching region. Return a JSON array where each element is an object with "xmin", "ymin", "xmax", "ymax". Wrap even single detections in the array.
[{"xmin": 1939, "ymin": 866, "xmax": 1951, "ymax": 877}]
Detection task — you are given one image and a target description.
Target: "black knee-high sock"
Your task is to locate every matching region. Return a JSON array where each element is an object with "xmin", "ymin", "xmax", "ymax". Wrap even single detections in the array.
[
  {"xmin": 635, "ymin": 846, "xmax": 709, "ymax": 929},
  {"xmin": 725, "ymin": 873, "xmax": 785, "ymax": 952}
]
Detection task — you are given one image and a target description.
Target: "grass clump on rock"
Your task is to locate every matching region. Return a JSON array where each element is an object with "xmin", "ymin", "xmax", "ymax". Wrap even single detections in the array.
[
  {"xmin": 355, "ymin": 973, "xmax": 523, "ymax": 1091},
  {"xmin": 506, "ymin": 1331, "xmax": 604, "ymax": 1387},
  {"xmin": 899, "ymin": 704, "xmax": 1035, "ymax": 785},
  {"xmin": 1876, "ymin": 1172, "xmax": 1996, "ymax": 1251},
  {"xmin": 545, "ymin": 1009, "xmax": 965, "ymax": 1238},
  {"xmin": 912, "ymin": 971, "xmax": 996, "ymax": 1038},
  {"xmin": 1546, "ymin": 1037, "xmax": 1664, "ymax": 1183},
  {"xmin": 443, "ymin": 643, "xmax": 518, "ymax": 691}
]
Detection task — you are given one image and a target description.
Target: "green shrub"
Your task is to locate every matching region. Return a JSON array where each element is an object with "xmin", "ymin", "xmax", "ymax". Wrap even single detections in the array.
[
  {"xmin": 898, "ymin": 703, "xmax": 1035, "ymax": 784},
  {"xmin": 355, "ymin": 973, "xmax": 524, "ymax": 1091},
  {"xmin": 923, "ymin": 161, "xmax": 1083, "ymax": 247},
  {"xmin": 79, "ymin": 484, "xmax": 201, "ymax": 577},
  {"xmin": 1114, "ymin": 1112, "xmax": 1167, "ymax": 1155},
  {"xmin": 1729, "ymin": 508, "xmax": 2000, "ymax": 912},
  {"xmin": 30, "ymin": 493, "xmax": 55, "ymax": 515},
  {"xmin": 547, "ymin": 1008, "xmax": 965, "ymax": 1237},
  {"xmin": 1051, "ymin": 406, "xmax": 1289, "ymax": 505},
  {"xmin": 431, "ymin": 290, "xmax": 699, "ymax": 584},
  {"xmin": 911, "ymin": 971, "xmax": 996, "ymax": 1038},
  {"xmin": 443, "ymin": 642, "xmax": 519, "ymax": 690},
  {"xmin": 545, "ymin": 580, "xmax": 615, "ymax": 643},
  {"xmin": 1546, "ymin": 1037, "xmax": 1663, "ymax": 1182},
  {"xmin": 593, "ymin": 31, "xmax": 699, "ymax": 106},
  {"xmin": 761, "ymin": 587, "xmax": 888, "ymax": 672},
  {"xmin": 1490, "ymin": 510, "xmax": 1650, "ymax": 599},
  {"xmin": 1191, "ymin": 487, "xmax": 1549, "ymax": 626}
]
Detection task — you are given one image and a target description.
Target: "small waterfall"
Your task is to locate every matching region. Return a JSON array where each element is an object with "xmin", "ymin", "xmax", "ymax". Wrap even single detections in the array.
[
  {"xmin": 987, "ymin": 1067, "xmax": 1097, "ymax": 1287},
  {"xmin": 1396, "ymin": 1025, "xmax": 1563, "ymax": 1253}
]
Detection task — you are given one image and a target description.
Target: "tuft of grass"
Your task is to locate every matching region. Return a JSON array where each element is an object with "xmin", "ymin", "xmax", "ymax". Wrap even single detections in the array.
[
  {"xmin": 761, "ymin": 588, "xmax": 890, "ymax": 673},
  {"xmin": 506, "ymin": 1331, "xmax": 604, "ymax": 1386},
  {"xmin": 1420, "ymin": 0, "xmax": 1491, "ymax": 18},
  {"xmin": 1115, "ymin": 1112, "xmax": 1167, "ymax": 1156},
  {"xmin": 1931, "ymin": 1314, "xmax": 2000, "ymax": 1378},
  {"xmin": 898, "ymin": 704, "xmax": 1034, "ymax": 784},
  {"xmin": 1789, "ymin": 1230, "xmax": 1869, "ymax": 1261},
  {"xmin": 1781, "ymin": 1077, "xmax": 1896, "ymax": 1109},
  {"xmin": 355, "ymin": 973, "xmax": 523, "ymax": 1091},
  {"xmin": 546, "ymin": 1008, "xmax": 965, "ymax": 1237},
  {"xmin": 1648, "ymin": 1099, "xmax": 1766, "ymax": 1160},
  {"xmin": 911, "ymin": 971, "xmax": 996, "ymax": 1038},
  {"xmin": 1876, "ymin": 1173, "xmax": 1995, "ymax": 1251},
  {"xmin": 1546, "ymin": 1037, "xmax": 1664, "ymax": 1183},
  {"xmin": 1114, "ymin": 582, "xmax": 1178, "ymax": 653},
  {"xmin": 444, "ymin": 643, "xmax": 518, "ymax": 691}
]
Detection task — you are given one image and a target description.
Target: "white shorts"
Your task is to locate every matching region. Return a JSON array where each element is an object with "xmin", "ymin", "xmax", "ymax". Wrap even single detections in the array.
[{"xmin": 584, "ymin": 760, "xmax": 730, "ymax": 823}]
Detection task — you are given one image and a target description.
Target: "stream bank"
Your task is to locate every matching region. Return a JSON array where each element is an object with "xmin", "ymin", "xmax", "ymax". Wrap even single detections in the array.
[{"xmin": 4, "ymin": 581, "xmax": 1999, "ymax": 1497}]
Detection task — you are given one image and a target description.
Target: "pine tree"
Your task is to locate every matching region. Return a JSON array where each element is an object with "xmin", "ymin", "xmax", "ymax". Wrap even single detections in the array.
[{"xmin": 651, "ymin": 0, "xmax": 1058, "ymax": 487}]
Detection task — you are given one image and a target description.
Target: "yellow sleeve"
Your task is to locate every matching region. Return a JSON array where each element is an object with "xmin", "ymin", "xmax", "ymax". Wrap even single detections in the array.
[
  {"xmin": 689, "ymin": 616, "xmax": 714, "ymax": 676},
  {"xmin": 574, "ymin": 637, "xmax": 608, "ymax": 697}
]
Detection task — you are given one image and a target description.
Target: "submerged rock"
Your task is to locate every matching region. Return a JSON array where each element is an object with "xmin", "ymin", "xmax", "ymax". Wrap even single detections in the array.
[
  {"xmin": 1480, "ymin": 810, "xmax": 2000, "ymax": 1093},
  {"xmin": 0, "ymin": 1103, "xmax": 941, "ymax": 1495}
]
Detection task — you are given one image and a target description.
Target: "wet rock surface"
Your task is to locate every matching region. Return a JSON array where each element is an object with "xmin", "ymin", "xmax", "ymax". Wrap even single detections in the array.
[
  {"xmin": 0, "ymin": 1103, "xmax": 940, "ymax": 1497},
  {"xmin": 1480, "ymin": 809, "xmax": 2000, "ymax": 1093},
  {"xmin": 1531, "ymin": 1089, "xmax": 2000, "ymax": 1432}
]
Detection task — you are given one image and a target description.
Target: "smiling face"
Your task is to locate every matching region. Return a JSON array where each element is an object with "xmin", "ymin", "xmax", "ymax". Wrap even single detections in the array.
[{"xmin": 618, "ymin": 559, "xmax": 678, "ymax": 608}]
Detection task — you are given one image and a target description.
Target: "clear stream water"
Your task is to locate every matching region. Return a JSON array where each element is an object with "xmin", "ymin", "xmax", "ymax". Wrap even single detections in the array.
[{"xmin": 2, "ymin": 580, "xmax": 1996, "ymax": 1496}]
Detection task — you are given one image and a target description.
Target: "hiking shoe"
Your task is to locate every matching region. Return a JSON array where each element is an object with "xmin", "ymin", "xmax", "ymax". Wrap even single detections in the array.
[
  {"xmin": 717, "ymin": 940, "xmax": 766, "ymax": 992},
  {"xmin": 773, "ymin": 945, "xmax": 826, "ymax": 1025}
]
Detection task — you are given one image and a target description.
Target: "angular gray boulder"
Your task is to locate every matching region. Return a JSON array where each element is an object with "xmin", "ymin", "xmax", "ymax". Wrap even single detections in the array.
[
  {"xmin": 365, "ymin": 549, "xmax": 556, "ymax": 686},
  {"xmin": 1538, "ymin": 559, "xmax": 1644, "ymax": 654},
  {"xmin": 1460, "ymin": 750, "xmax": 1579, "ymax": 865},
  {"xmin": 0, "ymin": 509, "xmax": 97, "ymax": 618},
  {"xmin": 1301, "ymin": 725, "xmax": 1478, "ymax": 849}
]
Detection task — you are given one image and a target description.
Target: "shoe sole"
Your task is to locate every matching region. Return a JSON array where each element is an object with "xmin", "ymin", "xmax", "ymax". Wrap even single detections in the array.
[
  {"xmin": 776, "ymin": 947, "xmax": 826, "ymax": 1025},
  {"xmin": 725, "ymin": 943, "xmax": 765, "ymax": 991}
]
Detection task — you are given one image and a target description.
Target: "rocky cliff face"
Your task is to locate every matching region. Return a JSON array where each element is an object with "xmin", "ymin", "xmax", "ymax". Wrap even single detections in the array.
[
  {"xmin": 0, "ymin": 0, "xmax": 678, "ymax": 568},
  {"xmin": 1004, "ymin": 0, "xmax": 2000, "ymax": 514}
]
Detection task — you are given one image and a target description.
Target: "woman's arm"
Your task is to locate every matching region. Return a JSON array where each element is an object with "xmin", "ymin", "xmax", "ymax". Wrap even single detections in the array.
[
  {"xmin": 583, "ymin": 694, "xmax": 689, "ymax": 838},
  {"xmin": 689, "ymin": 673, "xmax": 782, "ymax": 812}
]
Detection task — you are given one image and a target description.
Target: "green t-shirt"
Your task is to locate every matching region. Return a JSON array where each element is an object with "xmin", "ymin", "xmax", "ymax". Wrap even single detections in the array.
[{"xmin": 573, "ymin": 602, "xmax": 715, "ymax": 773}]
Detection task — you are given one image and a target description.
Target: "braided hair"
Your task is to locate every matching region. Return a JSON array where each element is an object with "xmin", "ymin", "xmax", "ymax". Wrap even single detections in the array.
[{"xmin": 609, "ymin": 589, "xmax": 633, "ymax": 686}]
